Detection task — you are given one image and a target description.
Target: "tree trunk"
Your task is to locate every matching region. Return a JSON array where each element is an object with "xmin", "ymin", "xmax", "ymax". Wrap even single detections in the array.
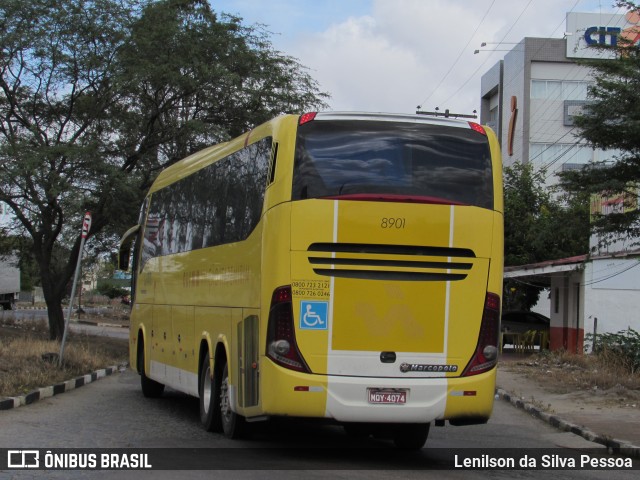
[
  {"xmin": 46, "ymin": 299, "xmax": 66, "ymax": 341},
  {"xmin": 39, "ymin": 262, "xmax": 69, "ymax": 342}
]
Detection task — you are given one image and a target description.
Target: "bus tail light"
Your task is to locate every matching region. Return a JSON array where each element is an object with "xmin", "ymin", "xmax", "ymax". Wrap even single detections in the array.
[
  {"xmin": 468, "ymin": 122, "xmax": 487, "ymax": 136},
  {"xmin": 266, "ymin": 286, "xmax": 311, "ymax": 373},
  {"xmin": 461, "ymin": 292, "xmax": 500, "ymax": 377},
  {"xmin": 299, "ymin": 112, "xmax": 317, "ymax": 125}
]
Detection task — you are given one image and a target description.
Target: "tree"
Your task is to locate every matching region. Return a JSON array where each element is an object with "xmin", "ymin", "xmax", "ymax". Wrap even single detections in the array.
[
  {"xmin": 559, "ymin": 1, "xmax": 640, "ymax": 248},
  {"xmin": 503, "ymin": 162, "xmax": 589, "ymax": 310},
  {"xmin": 0, "ymin": 0, "xmax": 328, "ymax": 340}
]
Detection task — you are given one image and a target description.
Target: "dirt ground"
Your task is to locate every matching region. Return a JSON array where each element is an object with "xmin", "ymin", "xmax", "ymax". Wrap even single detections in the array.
[{"xmin": 500, "ymin": 351, "xmax": 640, "ymax": 410}]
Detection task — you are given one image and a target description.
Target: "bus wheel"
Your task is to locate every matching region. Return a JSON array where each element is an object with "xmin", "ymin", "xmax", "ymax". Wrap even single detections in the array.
[
  {"xmin": 138, "ymin": 336, "xmax": 164, "ymax": 398},
  {"xmin": 220, "ymin": 363, "xmax": 246, "ymax": 439},
  {"xmin": 199, "ymin": 352, "xmax": 221, "ymax": 432},
  {"xmin": 393, "ymin": 423, "xmax": 430, "ymax": 450}
]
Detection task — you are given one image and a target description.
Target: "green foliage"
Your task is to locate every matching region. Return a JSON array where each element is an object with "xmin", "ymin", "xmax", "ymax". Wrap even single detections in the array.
[
  {"xmin": 503, "ymin": 162, "xmax": 589, "ymax": 310},
  {"xmin": 559, "ymin": 1, "xmax": 640, "ymax": 247},
  {"xmin": 504, "ymin": 163, "xmax": 550, "ymax": 267},
  {"xmin": 0, "ymin": 0, "xmax": 329, "ymax": 339},
  {"xmin": 588, "ymin": 328, "xmax": 640, "ymax": 374},
  {"xmin": 96, "ymin": 280, "xmax": 129, "ymax": 299},
  {"xmin": 504, "ymin": 162, "xmax": 589, "ymax": 267}
]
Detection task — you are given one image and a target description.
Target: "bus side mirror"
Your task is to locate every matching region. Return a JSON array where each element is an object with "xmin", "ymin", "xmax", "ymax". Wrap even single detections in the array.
[{"xmin": 119, "ymin": 225, "xmax": 140, "ymax": 272}]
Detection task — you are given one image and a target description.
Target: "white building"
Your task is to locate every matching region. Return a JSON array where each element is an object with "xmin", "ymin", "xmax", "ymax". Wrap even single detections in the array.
[{"xmin": 481, "ymin": 12, "xmax": 640, "ymax": 351}]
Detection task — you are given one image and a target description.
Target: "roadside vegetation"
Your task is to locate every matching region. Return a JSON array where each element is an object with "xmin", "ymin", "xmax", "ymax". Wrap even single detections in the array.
[
  {"xmin": 503, "ymin": 330, "xmax": 640, "ymax": 408},
  {"xmin": 0, "ymin": 312, "xmax": 128, "ymax": 399}
]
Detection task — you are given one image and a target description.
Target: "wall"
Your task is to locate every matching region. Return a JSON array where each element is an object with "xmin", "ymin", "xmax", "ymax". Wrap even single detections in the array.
[
  {"xmin": 583, "ymin": 258, "xmax": 640, "ymax": 337},
  {"xmin": 549, "ymin": 271, "xmax": 584, "ymax": 353},
  {"xmin": 500, "ymin": 40, "xmax": 526, "ymax": 166}
]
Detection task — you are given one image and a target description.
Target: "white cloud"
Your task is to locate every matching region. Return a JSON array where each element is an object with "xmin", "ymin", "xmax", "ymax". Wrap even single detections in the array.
[
  {"xmin": 285, "ymin": 0, "xmax": 622, "ymax": 114},
  {"xmin": 294, "ymin": 15, "xmax": 424, "ymax": 112}
]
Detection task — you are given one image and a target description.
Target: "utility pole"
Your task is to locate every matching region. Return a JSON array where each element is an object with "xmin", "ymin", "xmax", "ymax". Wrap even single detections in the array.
[{"xmin": 59, "ymin": 212, "xmax": 91, "ymax": 367}]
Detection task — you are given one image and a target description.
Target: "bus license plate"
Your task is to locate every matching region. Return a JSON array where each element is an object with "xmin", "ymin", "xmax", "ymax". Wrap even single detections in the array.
[{"xmin": 367, "ymin": 389, "xmax": 407, "ymax": 404}]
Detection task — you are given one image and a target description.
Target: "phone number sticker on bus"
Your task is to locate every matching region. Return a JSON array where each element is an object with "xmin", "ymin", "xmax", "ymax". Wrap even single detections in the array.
[{"xmin": 292, "ymin": 279, "xmax": 330, "ymax": 299}]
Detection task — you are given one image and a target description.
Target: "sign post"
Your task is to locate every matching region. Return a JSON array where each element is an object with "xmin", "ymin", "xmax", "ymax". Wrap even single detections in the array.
[{"xmin": 58, "ymin": 212, "xmax": 92, "ymax": 367}]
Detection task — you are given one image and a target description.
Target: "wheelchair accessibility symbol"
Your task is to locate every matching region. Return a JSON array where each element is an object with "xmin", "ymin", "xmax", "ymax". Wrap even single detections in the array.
[{"xmin": 300, "ymin": 301, "xmax": 328, "ymax": 330}]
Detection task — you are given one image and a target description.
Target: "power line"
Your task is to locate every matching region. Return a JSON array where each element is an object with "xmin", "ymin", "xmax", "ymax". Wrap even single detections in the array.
[
  {"xmin": 417, "ymin": 0, "xmax": 497, "ymax": 110},
  {"xmin": 438, "ymin": 0, "xmax": 535, "ymax": 107},
  {"xmin": 583, "ymin": 259, "xmax": 640, "ymax": 286}
]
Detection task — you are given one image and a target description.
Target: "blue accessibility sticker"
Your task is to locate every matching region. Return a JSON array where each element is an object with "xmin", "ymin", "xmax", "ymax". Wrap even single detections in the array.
[{"xmin": 299, "ymin": 301, "xmax": 328, "ymax": 330}]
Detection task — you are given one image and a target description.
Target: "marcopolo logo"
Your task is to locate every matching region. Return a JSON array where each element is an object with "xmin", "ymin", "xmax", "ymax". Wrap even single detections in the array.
[
  {"xmin": 8, "ymin": 450, "xmax": 40, "ymax": 469},
  {"xmin": 399, "ymin": 363, "xmax": 458, "ymax": 373}
]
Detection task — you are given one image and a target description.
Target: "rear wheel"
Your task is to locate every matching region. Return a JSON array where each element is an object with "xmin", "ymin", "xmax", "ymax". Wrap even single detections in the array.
[
  {"xmin": 220, "ymin": 363, "xmax": 246, "ymax": 438},
  {"xmin": 137, "ymin": 336, "xmax": 164, "ymax": 398},
  {"xmin": 199, "ymin": 351, "xmax": 221, "ymax": 432},
  {"xmin": 393, "ymin": 423, "xmax": 430, "ymax": 450}
]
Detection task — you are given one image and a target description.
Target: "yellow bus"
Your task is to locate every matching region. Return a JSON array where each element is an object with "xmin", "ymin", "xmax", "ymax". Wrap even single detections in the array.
[{"xmin": 119, "ymin": 112, "xmax": 503, "ymax": 449}]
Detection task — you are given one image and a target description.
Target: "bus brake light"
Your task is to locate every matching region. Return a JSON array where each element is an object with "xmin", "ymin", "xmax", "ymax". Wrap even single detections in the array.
[
  {"xmin": 299, "ymin": 112, "xmax": 317, "ymax": 125},
  {"xmin": 266, "ymin": 286, "xmax": 311, "ymax": 373},
  {"xmin": 468, "ymin": 122, "xmax": 487, "ymax": 136},
  {"xmin": 461, "ymin": 292, "xmax": 500, "ymax": 376}
]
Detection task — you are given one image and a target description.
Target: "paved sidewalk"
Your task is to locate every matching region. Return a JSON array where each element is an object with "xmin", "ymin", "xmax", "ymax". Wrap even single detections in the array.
[{"xmin": 496, "ymin": 356, "xmax": 640, "ymax": 458}]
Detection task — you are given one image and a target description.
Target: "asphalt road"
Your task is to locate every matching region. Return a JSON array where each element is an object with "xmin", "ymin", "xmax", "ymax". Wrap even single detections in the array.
[{"xmin": 1, "ymin": 368, "xmax": 638, "ymax": 479}]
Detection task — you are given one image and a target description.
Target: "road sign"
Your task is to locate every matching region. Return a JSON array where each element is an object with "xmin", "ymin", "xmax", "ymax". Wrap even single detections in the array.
[{"xmin": 81, "ymin": 212, "xmax": 92, "ymax": 239}]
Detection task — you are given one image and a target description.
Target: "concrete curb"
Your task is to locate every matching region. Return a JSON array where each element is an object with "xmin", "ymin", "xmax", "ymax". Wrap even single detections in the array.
[
  {"xmin": 77, "ymin": 320, "xmax": 129, "ymax": 329},
  {"xmin": 0, "ymin": 365, "xmax": 126, "ymax": 411},
  {"xmin": 496, "ymin": 387, "xmax": 640, "ymax": 459}
]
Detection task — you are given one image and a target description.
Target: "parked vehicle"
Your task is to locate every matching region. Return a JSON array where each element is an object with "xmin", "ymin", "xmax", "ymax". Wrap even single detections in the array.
[
  {"xmin": 501, "ymin": 310, "xmax": 550, "ymax": 334},
  {"xmin": 0, "ymin": 254, "xmax": 20, "ymax": 310}
]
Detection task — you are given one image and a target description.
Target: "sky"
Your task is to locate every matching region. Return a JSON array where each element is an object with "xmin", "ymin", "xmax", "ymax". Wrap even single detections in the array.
[{"xmin": 209, "ymin": 0, "xmax": 623, "ymax": 115}]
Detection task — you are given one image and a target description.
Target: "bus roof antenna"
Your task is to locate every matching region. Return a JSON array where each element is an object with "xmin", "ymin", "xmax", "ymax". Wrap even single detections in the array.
[{"xmin": 415, "ymin": 107, "xmax": 478, "ymax": 119}]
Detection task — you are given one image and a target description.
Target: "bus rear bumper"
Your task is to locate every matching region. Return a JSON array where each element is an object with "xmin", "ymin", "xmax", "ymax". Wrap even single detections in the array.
[
  {"xmin": 259, "ymin": 361, "xmax": 496, "ymax": 424},
  {"xmin": 324, "ymin": 371, "xmax": 495, "ymax": 423}
]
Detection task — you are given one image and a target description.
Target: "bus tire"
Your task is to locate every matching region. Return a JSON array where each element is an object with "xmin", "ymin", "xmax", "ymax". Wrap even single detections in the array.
[
  {"xmin": 138, "ymin": 335, "xmax": 164, "ymax": 398},
  {"xmin": 393, "ymin": 423, "xmax": 430, "ymax": 450},
  {"xmin": 220, "ymin": 362, "xmax": 246, "ymax": 439},
  {"xmin": 199, "ymin": 351, "xmax": 222, "ymax": 432}
]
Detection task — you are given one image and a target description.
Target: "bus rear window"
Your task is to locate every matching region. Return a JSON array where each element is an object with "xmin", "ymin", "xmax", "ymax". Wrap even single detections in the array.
[{"xmin": 292, "ymin": 120, "xmax": 493, "ymax": 209}]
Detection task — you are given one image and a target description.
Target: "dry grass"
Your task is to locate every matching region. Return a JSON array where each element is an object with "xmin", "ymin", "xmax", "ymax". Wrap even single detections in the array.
[
  {"xmin": 503, "ymin": 350, "xmax": 640, "ymax": 404},
  {"xmin": 0, "ymin": 314, "xmax": 128, "ymax": 398}
]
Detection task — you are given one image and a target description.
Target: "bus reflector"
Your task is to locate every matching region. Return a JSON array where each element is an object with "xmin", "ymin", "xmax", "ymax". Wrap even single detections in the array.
[
  {"xmin": 461, "ymin": 292, "xmax": 500, "ymax": 377},
  {"xmin": 468, "ymin": 122, "xmax": 487, "ymax": 136},
  {"xmin": 266, "ymin": 286, "xmax": 311, "ymax": 373},
  {"xmin": 299, "ymin": 112, "xmax": 317, "ymax": 125}
]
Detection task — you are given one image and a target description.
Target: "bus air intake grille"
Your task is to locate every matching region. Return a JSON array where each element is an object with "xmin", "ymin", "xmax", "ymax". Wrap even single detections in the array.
[
  {"xmin": 306, "ymin": 243, "xmax": 475, "ymax": 282},
  {"xmin": 308, "ymin": 243, "xmax": 475, "ymax": 258}
]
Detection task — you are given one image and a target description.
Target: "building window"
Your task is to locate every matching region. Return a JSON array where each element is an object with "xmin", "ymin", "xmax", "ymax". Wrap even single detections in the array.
[
  {"xmin": 531, "ymin": 80, "xmax": 590, "ymax": 101},
  {"xmin": 487, "ymin": 106, "xmax": 498, "ymax": 131},
  {"xmin": 563, "ymin": 100, "xmax": 591, "ymax": 125}
]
